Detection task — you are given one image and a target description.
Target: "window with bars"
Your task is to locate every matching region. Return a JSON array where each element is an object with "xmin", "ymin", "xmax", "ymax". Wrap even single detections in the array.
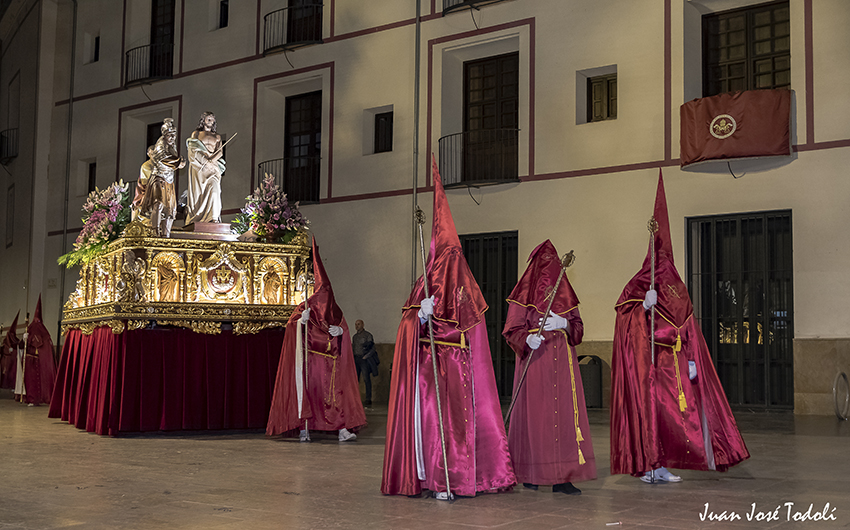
[
  {"xmin": 587, "ymin": 73, "xmax": 617, "ymax": 122},
  {"xmin": 374, "ymin": 111, "xmax": 393, "ymax": 154},
  {"xmin": 703, "ymin": 1, "xmax": 790, "ymax": 97}
]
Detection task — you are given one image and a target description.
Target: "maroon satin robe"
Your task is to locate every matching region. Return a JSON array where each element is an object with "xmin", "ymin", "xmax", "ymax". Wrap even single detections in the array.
[
  {"xmin": 266, "ymin": 304, "xmax": 366, "ymax": 436},
  {"xmin": 23, "ymin": 299, "xmax": 56, "ymax": 405},
  {"xmin": 503, "ymin": 303, "xmax": 596, "ymax": 485}
]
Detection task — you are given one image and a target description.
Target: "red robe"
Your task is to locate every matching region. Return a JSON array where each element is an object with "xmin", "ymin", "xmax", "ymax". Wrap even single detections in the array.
[
  {"xmin": 1, "ymin": 312, "xmax": 20, "ymax": 389},
  {"xmin": 381, "ymin": 156, "xmax": 515, "ymax": 496},
  {"xmin": 266, "ymin": 238, "xmax": 366, "ymax": 437},
  {"xmin": 503, "ymin": 240, "xmax": 596, "ymax": 485},
  {"xmin": 610, "ymin": 171, "xmax": 749, "ymax": 475},
  {"xmin": 23, "ymin": 297, "xmax": 56, "ymax": 405}
]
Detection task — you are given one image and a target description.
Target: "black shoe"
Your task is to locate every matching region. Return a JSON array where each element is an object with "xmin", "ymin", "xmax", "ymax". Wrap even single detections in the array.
[
  {"xmin": 522, "ymin": 483, "xmax": 538, "ymax": 490},
  {"xmin": 365, "ymin": 400, "xmax": 372, "ymax": 406},
  {"xmin": 553, "ymin": 482, "xmax": 581, "ymax": 495}
]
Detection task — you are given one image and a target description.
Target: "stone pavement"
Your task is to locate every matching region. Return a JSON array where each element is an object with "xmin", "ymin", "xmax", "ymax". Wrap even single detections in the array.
[{"xmin": 1, "ymin": 389, "xmax": 849, "ymax": 529}]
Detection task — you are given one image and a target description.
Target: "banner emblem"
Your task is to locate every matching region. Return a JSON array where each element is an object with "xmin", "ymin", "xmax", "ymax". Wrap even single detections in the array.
[{"xmin": 710, "ymin": 114, "xmax": 737, "ymax": 139}]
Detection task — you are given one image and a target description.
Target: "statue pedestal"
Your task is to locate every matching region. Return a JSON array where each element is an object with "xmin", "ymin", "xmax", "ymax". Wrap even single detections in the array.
[
  {"xmin": 61, "ymin": 223, "xmax": 312, "ymax": 336},
  {"xmin": 179, "ymin": 221, "xmax": 238, "ymax": 241}
]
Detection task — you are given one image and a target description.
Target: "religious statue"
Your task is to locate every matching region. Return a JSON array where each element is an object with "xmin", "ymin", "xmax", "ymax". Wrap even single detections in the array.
[
  {"xmin": 157, "ymin": 262, "xmax": 179, "ymax": 302},
  {"xmin": 132, "ymin": 118, "xmax": 186, "ymax": 237},
  {"xmin": 263, "ymin": 270, "xmax": 282, "ymax": 304},
  {"xmin": 185, "ymin": 111, "xmax": 226, "ymax": 225}
]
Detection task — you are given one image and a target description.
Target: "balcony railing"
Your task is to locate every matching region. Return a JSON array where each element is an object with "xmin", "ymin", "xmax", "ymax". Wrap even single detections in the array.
[
  {"xmin": 443, "ymin": 0, "xmax": 507, "ymax": 15},
  {"xmin": 257, "ymin": 156, "xmax": 321, "ymax": 204},
  {"xmin": 263, "ymin": 4, "xmax": 323, "ymax": 55},
  {"xmin": 0, "ymin": 128, "xmax": 19, "ymax": 165},
  {"xmin": 124, "ymin": 43, "xmax": 174, "ymax": 87},
  {"xmin": 438, "ymin": 129, "xmax": 519, "ymax": 188}
]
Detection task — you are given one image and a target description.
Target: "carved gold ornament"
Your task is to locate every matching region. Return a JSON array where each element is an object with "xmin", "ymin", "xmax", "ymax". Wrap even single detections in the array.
[{"xmin": 62, "ymin": 234, "xmax": 309, "ymax": 335}]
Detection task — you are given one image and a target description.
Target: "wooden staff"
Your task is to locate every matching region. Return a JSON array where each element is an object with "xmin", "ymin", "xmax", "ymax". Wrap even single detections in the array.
[
  {"xmin": 414, "ymin": 206, "xmax": 453, "ymax": 501},
  {"xmin": 503, "ymin": 251, "xmax": 575, "ymax": 426}
]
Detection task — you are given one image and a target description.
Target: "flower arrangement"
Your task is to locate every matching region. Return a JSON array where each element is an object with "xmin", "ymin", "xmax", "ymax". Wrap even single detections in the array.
[
  {"xmin": 58, "ymin": 180, "xmax": 133, "ymax": 267},
  {"xmin": 231, "ymin": 173, "xmax": 309, "ymax": 243}
]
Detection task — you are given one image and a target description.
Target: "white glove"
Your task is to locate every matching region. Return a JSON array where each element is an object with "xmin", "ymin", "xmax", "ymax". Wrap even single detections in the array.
[
  {"xmin": 540, "ymin": 311, "xmax": 569, "ymax": 332},
  {"xmin": 418, "ymin": 296, "xmax": 435, "ymax": 321},
  {"xmin": 643, "ymin": 289, "xmax": 658, "ymax": 310},
  {"xmin": 23, "ymin": 332, "xmax": 28, "ymax": 343},
  {"xmin": 525, "ymin": 334, "xmax": 544, "ymax": 350},
  {"xmin": 688, "ymin": 360, "xmax": 697, "ymax": 380},
  {"xmin": 328, "ymin": 325, "xmax": 343, "ymax": 337},
  {"xmin": 299, "ymin": 307, "xmax": 311, "ymax": 324}
]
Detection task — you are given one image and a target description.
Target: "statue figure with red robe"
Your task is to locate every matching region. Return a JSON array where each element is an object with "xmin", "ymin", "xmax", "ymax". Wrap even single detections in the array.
[
  {"xmin": 266, "ymin": 237, "xmax": 366, "ymax": 442},
  {"xmin": 1, "ymin": 311, "xmax": 21, "ymax": 390},
  {"xmin": 503, "ymin": 240, "xmax": 596, "ymax": 495},
  {"xmin": 20, "ymin": 296, "xmax": 56, "ymax": 405},
  {"xmin": 381, "ymin": 158, "xmax": 516, "ymax": 498},
  {"xmin": 610, "ymin": 171, "xmax": 749, "ymax": 483}
]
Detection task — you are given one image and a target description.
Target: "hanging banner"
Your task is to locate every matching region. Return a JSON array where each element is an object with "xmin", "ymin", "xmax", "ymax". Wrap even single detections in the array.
[{"xmin": 680, "ymin": 89, "xmax": 792, "ymax": 168}]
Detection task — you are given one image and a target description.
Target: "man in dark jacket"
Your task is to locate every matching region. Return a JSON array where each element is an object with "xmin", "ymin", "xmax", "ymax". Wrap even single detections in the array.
[{"xmin": 352, "ymin": 320, "xmax": 377, "ymax": 406}]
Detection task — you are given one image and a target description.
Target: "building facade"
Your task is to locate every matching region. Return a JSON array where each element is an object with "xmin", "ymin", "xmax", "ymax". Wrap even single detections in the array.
[{"xmin": 1, "ymin": 0, "xmax": 848, "ymax": 414}]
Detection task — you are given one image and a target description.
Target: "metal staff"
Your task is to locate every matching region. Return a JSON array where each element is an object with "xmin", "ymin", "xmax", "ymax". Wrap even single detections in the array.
[
  {"xmin": 414, "ymin": 206, "xmax": 453, "ymax": 501},
  {"xmin": 198, "ymin": 132, "xmax": 238, "ymax": 173},
  {"xmin": 504, "ymin": 251, "xmax": 575, "ymax": 426},
  {"xmin": 302, "ymin": 269, "xmax": 311, "ymax": 435},
  {"xmin": 648, "ymin": 218, "xmax": 658, "ymax": 365},
  {"xmin": 647, "ymin": 218, "xmax": 658, "ymax": 483}
]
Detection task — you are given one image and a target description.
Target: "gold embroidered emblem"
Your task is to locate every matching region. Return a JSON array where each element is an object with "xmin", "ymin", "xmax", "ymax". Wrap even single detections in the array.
[
  {"xmin": 667, "ymin": 284, "xmax": 682, "ymax": 299},
  {"xmin": 710, "ymin": 114, "xmax": 737, "ymax": 139}
]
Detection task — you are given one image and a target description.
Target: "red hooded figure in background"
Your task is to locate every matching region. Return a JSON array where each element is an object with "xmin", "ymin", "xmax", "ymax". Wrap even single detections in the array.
[
  {"xmin": 610, "ymin": 171, "xmax": 749, "ymax": 482},
  {"xmin": 21, "ymin": 296, "xmax": 56, "ymax": 405},
  {"xmin": 1, "ymin": 311, "xmax": 21, "ymax": 389},
  {"xmin": 381, "ymin": 157, "xmax": 515, "ymax": 498},
  {"xmin": 266, "ymin": 237, "xmax": 366, "ymax": 442}
]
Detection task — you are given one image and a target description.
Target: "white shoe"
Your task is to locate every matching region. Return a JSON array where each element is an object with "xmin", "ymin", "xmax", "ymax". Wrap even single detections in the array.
[
  {"xmin": 434, "ymin": 491, "xmax": 450, "ymax": 500},
  {"xmin": 338, "ymin": 428, "xmax": 357, "ymax": 442},
  {"xmin": 655, "ymin": 467, "xmax": 682, "ymax": 482},
  {"xmin": 299, "ymin": 429, "xmax": 311, "ymax": 443}
]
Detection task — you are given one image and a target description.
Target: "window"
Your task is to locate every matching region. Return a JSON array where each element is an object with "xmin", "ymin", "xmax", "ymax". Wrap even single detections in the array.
[
  {"xmin": 587, "ymin": 73, "xmax": 617, "ymax": 122},
  {"xmin": 283, "ymin": 91, "xmax": 322, "ymax": 203},
  {"xmin": 703, "ymin": 1, "xmax": 790, "ymax": 97},
  {"xmin": 219, "ymin": 0, "xmax": 229, "ymax": 29},
  {"xmin": 87, "ymin": 162, "xmax": 97, "ymax": 194},
  {"xmin": 374, "ymin": 111, "xmax": 393, "ymax": 153}
]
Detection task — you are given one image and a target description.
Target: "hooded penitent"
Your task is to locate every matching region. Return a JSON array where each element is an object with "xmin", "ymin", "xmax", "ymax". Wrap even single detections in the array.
[
  {"xmin": 1, "ymin": 311, "xmax": 21, "ymax": 389},
  {"xmin": 502, "ymin": 240, "xmax": 596, "ymax": 485},
  {"xmin": 23, "ymin": 296, "xmax": 56, "ymax": 405},
  {"xmin": 610, "ymin": 170, "xmax": 749, "ymax": 475},
  {"xmin": 381, "ymin": 156, "xmax": 515, "ymax": 496},
  {"xmin": 266, "ymin": 237, "xmax": 366, "ymax": 436}
]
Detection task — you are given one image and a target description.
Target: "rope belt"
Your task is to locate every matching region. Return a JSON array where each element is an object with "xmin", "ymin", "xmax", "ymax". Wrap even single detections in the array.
[
  {"xmin": 654, "ymin": 333, "xmax": 687, "ymax": 412},
  {"xmin": 309, "ymin": 349, "xmax": 339, "ymax": 407}
]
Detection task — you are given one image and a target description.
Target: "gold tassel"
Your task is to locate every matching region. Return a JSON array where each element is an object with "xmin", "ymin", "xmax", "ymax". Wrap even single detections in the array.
[
  {"xmin": 460, "ymin": 331, "xmax": 466, "ymax": 349},
  {"xmin": 679, "ymin": 391, "xmax": 687, "ymax": 412},
  {"xmin": 674, "ymin": 334, "xmax": 682, "ymax": 353},
  {"xmin": 576, "ymin": 426, "xmax": 584, "ymax": 442},
  {"xmin": 578, "ymin": 448, "xmax": 586, "ymax": 465}
]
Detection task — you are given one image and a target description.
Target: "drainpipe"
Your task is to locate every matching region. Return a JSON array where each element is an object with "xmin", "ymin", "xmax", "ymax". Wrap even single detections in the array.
[
  {"xmin": 411, "ymin": 0, "xmax": 421, "ymax": 288},
  {"xmin": 58, "ymin": 0, "xmax": 78, "ymax": 343}
]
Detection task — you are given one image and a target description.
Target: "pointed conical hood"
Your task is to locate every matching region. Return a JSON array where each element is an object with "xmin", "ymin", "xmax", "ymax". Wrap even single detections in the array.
[
  {"xmin": 307, "ymin": 236, "xmax": 343, "ymax": 326},
  {"xmin": 617, "ymin": 170, "xmax": 692, "ymax": 326},
  {"xmin": 3, "ymin": 311, "xmax": 20, "ymax": 349},
  {"xmin": 507, "ymin": 240, "xmax": 579, "ymax": 315},
  {"xmin": 404, "ymin": 155, "xmax": 487, "ymax": 331}
]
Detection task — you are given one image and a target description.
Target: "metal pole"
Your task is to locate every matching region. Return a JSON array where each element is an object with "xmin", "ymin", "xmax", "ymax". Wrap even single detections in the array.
[
  {"xmin": 415, "ymin": 207, "xmax": 452, "ymax": 501},
  {"xmin": 411, "ymin": 0, "xmax": 422, "ymax": 288}
]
